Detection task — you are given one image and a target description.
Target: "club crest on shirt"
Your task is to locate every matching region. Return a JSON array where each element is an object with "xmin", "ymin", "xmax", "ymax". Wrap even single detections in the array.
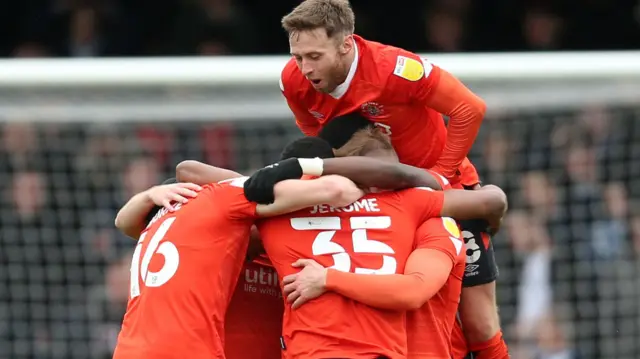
[
  {"xmin": 360, "ymin": 101, "xmax": 385, "ymax": 117},
  {"xmin": 308, "ymin": 110, "xmax": 324, "ymax": 119}
]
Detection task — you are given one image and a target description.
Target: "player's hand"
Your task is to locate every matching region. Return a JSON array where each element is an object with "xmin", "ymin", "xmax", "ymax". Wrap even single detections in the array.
[
  {"xmin": 282, "ymin": 259, "xmax": 328, "ymax": 309},
  {"xmin": 243, "ymin": 158, "xmax": 304, "ymax": 204},
  {"xmin": 147, "ymin": 182, "xmax": 202, "ymax": 211},
  {"xmin": 472, "ymin": 184, "xmax": 506, "ymax": 235}
]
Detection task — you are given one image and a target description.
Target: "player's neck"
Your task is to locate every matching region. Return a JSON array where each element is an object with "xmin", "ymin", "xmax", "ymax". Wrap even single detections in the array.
[{"xmin": 333, "ymin": 48, "xmax": 356, "ymax": 90}]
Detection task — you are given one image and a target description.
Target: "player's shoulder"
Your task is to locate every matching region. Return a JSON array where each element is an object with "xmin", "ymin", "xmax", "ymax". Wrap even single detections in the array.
[
  {"xmin": 202, "ymin": 177, "xmax": 250, "ymax": 201},
  {"xmin": 425, "ymin": 169, "xmax": 453, "ymax": 190},
  {"xmin": 217, "ymin": 176, "xmax": 249, "ymax": 188},
  {"xmin": 415, "ymin": 217, "xmax": 465, "ymax": 255},
  {"xmin": 417, "ymin": 217, "xmax": 460, "ymax": 238},
  {"xmin": 359, "ymin": 36, "xmax": 434, "ymax": 84}
]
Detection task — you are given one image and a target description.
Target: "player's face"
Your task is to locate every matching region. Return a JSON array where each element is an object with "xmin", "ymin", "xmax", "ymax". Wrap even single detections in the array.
[{"xmin": 290, "ymin": 28, "xmax": 353, "ymax": 93}]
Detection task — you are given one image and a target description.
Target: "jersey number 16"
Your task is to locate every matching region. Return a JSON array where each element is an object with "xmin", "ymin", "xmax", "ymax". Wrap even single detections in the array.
[{"xmin": 129, "ymin": 217, "xmax": 180, "ymax": 299}]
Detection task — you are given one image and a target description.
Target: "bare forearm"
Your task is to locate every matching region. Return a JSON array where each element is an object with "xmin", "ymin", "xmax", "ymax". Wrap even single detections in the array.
[
  {"xmin": 325, "ymin": 270, "xmax": 434, "ymax": 310},
  {"xmin": 256, "ymin": 176, "xmax": 362, "ymax": 217},
  {"xmin": 321, "ymin": 157, "xmax": 442, "ymax": 190},
  {"xmin": 176, "ymin": 160, "xmax": 241, "ymax": 185},
  {"xmin": 114, "ymin": 191, "xmax": 155, "ymax": 239}
]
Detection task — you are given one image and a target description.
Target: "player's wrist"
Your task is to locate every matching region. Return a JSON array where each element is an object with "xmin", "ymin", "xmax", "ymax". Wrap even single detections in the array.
[
  {"xmin": 324, "ymin": 268, "xmax": 340, "ymax": 291},
  {"xmin": 297, "ymin": 158, "xmax": 324, "ymax": 177}
]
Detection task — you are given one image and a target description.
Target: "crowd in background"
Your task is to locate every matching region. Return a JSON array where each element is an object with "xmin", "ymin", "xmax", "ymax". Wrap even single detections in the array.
[
  {"xmin": 1, "ymin": 108, "xmax": 640, "ymax": 359},
  {"xmin": 1, "ymin": 0, "xmax": 640, "ymax": 359},
  {"xmin": 1, "ymin": 0, "xmax": 639, "ymax": 58}
]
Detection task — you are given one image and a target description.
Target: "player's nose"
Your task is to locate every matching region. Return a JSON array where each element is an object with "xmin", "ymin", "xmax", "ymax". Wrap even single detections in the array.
[{"xmin": 300, "ymin": 61, "xmax": 314, "ymax": 76}]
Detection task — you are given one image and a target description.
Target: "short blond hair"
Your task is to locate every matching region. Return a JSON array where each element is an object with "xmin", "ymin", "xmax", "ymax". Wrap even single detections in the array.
[
  {"xmin": 334, "ymin": 126, "xmax": 394, "ymax": 157},
  {"xmin": 281, "ymin": 0, "xmax": 355, "ymax": 38}
]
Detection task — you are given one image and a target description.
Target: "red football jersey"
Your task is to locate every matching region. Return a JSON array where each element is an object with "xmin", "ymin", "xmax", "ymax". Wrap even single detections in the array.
[
  {"xmin": 451, "ymin": 320, "xmax": 469, "ymax": 359},
  {"xmin": 114, "ymin": 178, "xmax": 257, "ymax": 359},
  {"xmin": 256, "ymin": 187, "xmax": 445, "ymax": 359},
  {"xmin": 406, "ymin": 217, "xmax": 466, "ymax": 359},
  {"xmin": 225, "ymin": 257, "xmax": 284, "ymax": 359},
  {"xmin": 281, "ymin": 35, "xmax": 444, "ymax": 169}
]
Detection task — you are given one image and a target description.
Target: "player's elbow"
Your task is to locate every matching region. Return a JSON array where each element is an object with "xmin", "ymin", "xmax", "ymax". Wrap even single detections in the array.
[
  {"xmin": 397, "ymin": 289, "xmax": 436, "ymax": 310},
  {"xmin": 397, "ymin": 278, "xmax": 437, "ymax": 310},
  {"xmin": 403, "ymin": 295, "xmax": 430, "ymax": 311},
  {"xmin": 114, "ymin": 213, "xmax": 141, "ymax": 240},
  {"xmin": 176, "ymin": 160, "xmax": 201, "ymax": 183},
  {"xmin": 474, "ymin": 97, "xmax": 487, "ymax": 120},
  {"xmin": 114, "ymin": 211, "xmax": 125, "ymax": 230}
]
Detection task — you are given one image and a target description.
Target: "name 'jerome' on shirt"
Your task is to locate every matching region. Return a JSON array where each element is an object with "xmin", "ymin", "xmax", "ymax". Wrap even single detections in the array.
[{"xmin": 309, "ymin": 198, "xmax": 380, "ymax": 214}]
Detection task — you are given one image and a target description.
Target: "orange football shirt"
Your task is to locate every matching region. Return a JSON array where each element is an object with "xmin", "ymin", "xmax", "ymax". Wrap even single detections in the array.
[
  {"xmin": 225, "ymin": 256, "xmax": 284, "ymax": 359},
  {"xmin": 113, "ymin": 178, "xmax": 257, "ymax": 359},
  {"xmin": 407, "ymin": 218, "xmax": 466, "ymax": 359},
  {"xmin": 257, "ymin": 187, "xmax": 445, "ymax": 359},
  {"xmin": 282, "ymin": 35, "xmax": 484, "ymax": 181}
]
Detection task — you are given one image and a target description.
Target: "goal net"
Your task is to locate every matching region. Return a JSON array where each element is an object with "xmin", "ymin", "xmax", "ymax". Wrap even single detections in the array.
[{"xmin": 0, "ymin": 53, "xmax": 639, "ymax": 359}]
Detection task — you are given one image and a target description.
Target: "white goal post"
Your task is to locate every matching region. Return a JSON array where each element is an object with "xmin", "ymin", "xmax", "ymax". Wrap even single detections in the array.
[
  {"xmin": 1, "ymin": 52, "xmax": 639, "ymax": 359},
  {"xmin": 0, "ymin": 51, "xmax": 639, "ymax": 122}
]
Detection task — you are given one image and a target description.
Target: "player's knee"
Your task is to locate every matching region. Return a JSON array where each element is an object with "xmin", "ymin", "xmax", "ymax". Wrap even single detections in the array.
[{"xmin": 459, "ymin": 281, "xmax": 501, "ymax": 343}]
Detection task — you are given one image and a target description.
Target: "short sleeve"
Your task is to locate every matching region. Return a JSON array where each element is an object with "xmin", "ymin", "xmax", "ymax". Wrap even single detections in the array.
[
  {"xmin": 386, "ymin": 51, "xmax": 442, "ymax": 103},
  {"xmin": 425, "ymin": 169, "xmax": 452, "ymax": 190},
  {"xmin": 217, "ymin": 177, "xmax": 258, "ymax": 220},
  {"xmin": 414, "ymin": 217, "xmax": 464, "ymax": 264},
  {"xmin": 401, "ymin": 187, "xmax": 445, "ymax": 223}
]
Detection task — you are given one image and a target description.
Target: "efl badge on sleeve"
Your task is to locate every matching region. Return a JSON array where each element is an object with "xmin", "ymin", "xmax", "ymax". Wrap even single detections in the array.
[
  {"xmin": 442, "ymin": 217, "xmax": 464, "ymax": 255},
  {"xmin": 393, "ymin": 56, "xmax": 425, "ymax": 81},
  {"xmin": 361, "ymin": 101, "xmax": 384, "ymax": 117},
  {"xmin": 442, "ymin": 217, "xmax": 461, "ymax": 238}
]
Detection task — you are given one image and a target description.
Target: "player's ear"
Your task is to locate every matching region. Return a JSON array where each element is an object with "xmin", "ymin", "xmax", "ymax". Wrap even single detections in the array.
[{"xmin": 339, "ymin": 34, "xmax": 353, "ymax": 55}]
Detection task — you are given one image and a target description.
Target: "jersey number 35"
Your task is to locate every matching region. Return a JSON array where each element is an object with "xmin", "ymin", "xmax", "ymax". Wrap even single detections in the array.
[{"xmin": 290, "ymin": 216, "xmax": 397, "ymax": 275}]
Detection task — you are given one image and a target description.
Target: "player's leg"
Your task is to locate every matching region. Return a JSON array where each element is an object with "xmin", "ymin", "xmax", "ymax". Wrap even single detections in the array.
[
  {"xmin": 458, "ymin": 221, "xmax": 508, "ymax": 359},
  {"xmin": 456, "ymin": 159, "xmax": 508, "ymax": 359}
]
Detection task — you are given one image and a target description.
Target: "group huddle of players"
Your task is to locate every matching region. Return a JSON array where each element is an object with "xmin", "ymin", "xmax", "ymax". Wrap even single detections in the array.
[{"xmin": 110, "ymin": 0, "xmax": 513, "ymax": 358}]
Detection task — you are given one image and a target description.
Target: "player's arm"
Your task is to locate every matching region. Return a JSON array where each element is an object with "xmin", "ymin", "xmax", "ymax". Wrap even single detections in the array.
[
  {"xmin": 439, "ymin": 186, "xmax": 507, "ymax": 233},
  {"xmin": 426, "ymin": 69, "xmax": 486, "ymax": 179},
  {"xmin": 255, "ymin": 175, "xmax": 364, "ymax": 217},
  {"xmin": 114, "ymin": 181, "xmax": 202, "ymax": 239},
  {"xmin": 243, "ymin": 157, "xmax": 443, "ymax": 205},
  {"xmin": 176, "ymin": 160, "xmax": 242, "ymax": 185},
  {"xmin": 245, "ymin": 157, "xmax": 506, "ymax": 228},
  {"xmin": 390, "ymin": 54, "xmax": 486, "ymax": 179},
  {"xmin": 284, "ymin": 218, "xmax": 462, "ymax": 310},
  {"xmin": 405, "ymin": 185, "xmax": 507, "ymax": 234}
]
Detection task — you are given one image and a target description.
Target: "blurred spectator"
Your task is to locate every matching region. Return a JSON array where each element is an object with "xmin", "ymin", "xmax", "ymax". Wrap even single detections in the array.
[
  {"xmin": 0, "ymin": 1, "xmax": 639, "ymax": 358},
  {"xmin": 0, "ymin": 0, "xmax": 638, "ymax": 57}
]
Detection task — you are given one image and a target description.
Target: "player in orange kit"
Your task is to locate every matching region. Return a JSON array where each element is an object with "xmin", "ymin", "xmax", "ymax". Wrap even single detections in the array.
[
  {"xmin": 320, "ymin": 113, "xmax": 508, "ymax": 358},
  {"xmin": 112, "ymin": 175, "xmax": 365, "ymax": 359},
  {"xmin": 279, "ymin": 127, "xmax": 468, "ymax": 358},
  {"xmin": 284, "ymin": 216, "xmax": 466, "ymax": 359},
  {"xmin": 268, "ymin": 125, "xmax": 500, "ymax": 359},
  {"xmin": 115, "ymin": 141, "xmax": 480, "ymax": 359},
  {"xmin": 243, "ymin": 153, "xmax": 506, "ymax": 358},
  {"xmin": 279, "ymin": 1, "xmax": 506, "ymax": 356},
  {"xmin": 113, "ymin": 177, "xmax": 284, "ymax": 359}
]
